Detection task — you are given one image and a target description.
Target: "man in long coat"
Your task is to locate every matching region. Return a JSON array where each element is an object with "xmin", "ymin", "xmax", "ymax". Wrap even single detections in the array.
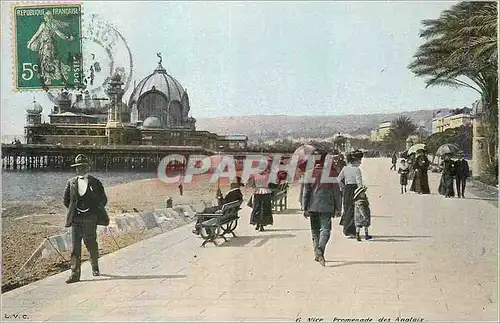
[
  {"xmin": 302, "ymin": 148, "xmax": 340, "ymax": 266},
  {"xmin": 64, "ymin": 154, "xmax": 109, "ymax": 284}
]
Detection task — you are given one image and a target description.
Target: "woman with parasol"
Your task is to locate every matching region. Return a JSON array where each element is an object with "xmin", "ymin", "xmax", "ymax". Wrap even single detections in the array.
[
  {"xmin": 438, "ymin": 154, "xmax": 456, "ymax": 198},
  {"xmin": 436, "ymin": 144, "xmax": 460, "ymax": 198},
  {"xmin": 409, "ymin": 149, "xmax": 431, "ymax": 194}
]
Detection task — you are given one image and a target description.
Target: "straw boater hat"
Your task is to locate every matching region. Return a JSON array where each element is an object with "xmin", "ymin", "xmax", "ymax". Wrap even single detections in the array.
[
  {"xmin": 353, "ymin": 185, "xmax": 368, "ymax": 200},
  {"xmin": 70, "ymin": 154, "xmax": 90, "ymax": 167}
]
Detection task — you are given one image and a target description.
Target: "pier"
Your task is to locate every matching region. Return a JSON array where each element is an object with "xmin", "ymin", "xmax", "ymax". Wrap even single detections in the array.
[
  {"xmin": 1, "ymin": 144, "xmax": 215, "ymax": 171},
  {"xmin": 1, "ymin": 144, "xmax": 293, "ymax": 171}
]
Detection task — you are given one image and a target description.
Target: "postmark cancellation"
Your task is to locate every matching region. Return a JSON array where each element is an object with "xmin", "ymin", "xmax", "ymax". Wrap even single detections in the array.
[{"xmin": 12, "ymin": 3, "xmax": 83, "ymax": 91}]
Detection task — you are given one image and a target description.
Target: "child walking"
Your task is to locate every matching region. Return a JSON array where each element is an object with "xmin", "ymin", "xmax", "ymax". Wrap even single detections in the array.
[
  {"xmin": 353, "ymin": 186, "xmax": 372, "ymax": 241},
  {"xmin": 398, "ymin": 159, "xmax": 409, "ymax": 194}
]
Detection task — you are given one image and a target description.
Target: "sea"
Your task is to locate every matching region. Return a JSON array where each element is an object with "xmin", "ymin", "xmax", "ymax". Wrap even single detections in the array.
[
  {"xmin": 1, "ymin": 135, "xmax": 157, "ymax": 201},
  {"xmin": 2, "ymin": 170, "xmax": 155, "ymax": 202}
]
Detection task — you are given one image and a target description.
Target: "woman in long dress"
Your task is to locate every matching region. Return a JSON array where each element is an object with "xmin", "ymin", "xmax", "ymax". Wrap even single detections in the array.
[
  {"xmin": 247, "ymin": 157, "xmax": 275, "ymax": 231},
  {"xmin": 438, "ymin": 154, "xmax": 456, "ymax": 198},
  {"xmin": 409, "ymin": 149, "xmax": 431, "ymax": 194},
  {"xmin": 27, "ymin": 11, "xmax": 73, "ymax": 85},
  {"xmin": 248, "ymin": 183, "xmax": 273, "ymax": 232},
  {"xmin": 338, "ymin": 151, "xmax": 364, "ymax": 238}
]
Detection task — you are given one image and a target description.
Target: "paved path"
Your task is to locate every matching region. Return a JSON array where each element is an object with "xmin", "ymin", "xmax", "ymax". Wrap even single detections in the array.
[{"xmin": 2, "ymin": 158, "xmax": 498, "ymax": 322}]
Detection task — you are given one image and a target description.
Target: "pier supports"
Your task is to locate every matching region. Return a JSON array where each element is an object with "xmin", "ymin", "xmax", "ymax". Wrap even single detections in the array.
[
  {"xmin": 1, "ymin": 145, "xmax": 255, "ymax": 172},
  {"xmin": 1, "ymin": 147, "xmax": 188, "ymax": 172}
]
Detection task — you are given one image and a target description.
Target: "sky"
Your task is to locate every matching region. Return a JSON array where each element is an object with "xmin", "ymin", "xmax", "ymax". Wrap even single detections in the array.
[{"xmin": 1, "ymin": 1, "xmax": 480, "ymax": 136}]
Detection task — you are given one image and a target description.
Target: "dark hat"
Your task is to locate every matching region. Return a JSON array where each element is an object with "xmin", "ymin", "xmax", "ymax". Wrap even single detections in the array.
[
  {"xmin": 231, "ymin": 176, "xmax": 244, "ymax": 187},
  {"xmin": 345, "ymin": 152, "xmax": 354, "ymax": 163},
  {"xmin": 312, "ymin": 145, "xmax": 327, "ymax": 156},
  {"xmin": 312, "ymin": 147, "xmax": 327, "ymax": 165},
  {"xmin": 353, "ymin": 185, "xmax": 367, "ymax": 200},
  {"xmin": 70, "ymin": 154, "xmax": 90, "ymax": 167},
  {"xmin": 352, "ymin": 150, "xmax": 364, "ymax": 159}
]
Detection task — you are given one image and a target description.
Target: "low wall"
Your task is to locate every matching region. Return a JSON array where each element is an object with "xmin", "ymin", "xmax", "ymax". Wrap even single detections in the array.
[
  {"xmin": 470, "ymin": 178, "xmax": 498, "ymax": 195},
  {"xmin": 15, "ymin": 202, "xmax": 216, "ymax": 279}
]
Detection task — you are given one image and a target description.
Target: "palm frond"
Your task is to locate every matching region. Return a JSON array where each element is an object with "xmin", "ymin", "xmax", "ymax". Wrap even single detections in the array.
[{"xmin": 408, "ymin": 0, "xmax": 497, "ymax": 108}]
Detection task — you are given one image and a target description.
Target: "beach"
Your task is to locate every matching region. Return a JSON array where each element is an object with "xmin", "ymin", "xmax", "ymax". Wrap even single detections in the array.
[{"xmin": 2, "ymin": 174, "xmax": 256, "ymax": 292}]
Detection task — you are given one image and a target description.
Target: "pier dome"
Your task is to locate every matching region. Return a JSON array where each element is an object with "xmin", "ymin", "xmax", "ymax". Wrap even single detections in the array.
[
  {"xmin": 26, "ymin": 100, "xmax": 43, "ymax": 114},
  {"xmin": 128, "ymin": 54, "xmax": 190, "ymax": 129},
  {"xmin": 143, "ymin": 116, "xmax": 162, "ymax": 128}
]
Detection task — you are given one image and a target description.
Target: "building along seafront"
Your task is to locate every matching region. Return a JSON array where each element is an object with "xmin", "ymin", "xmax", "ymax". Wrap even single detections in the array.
[
  {"xmin": 370, "ymin": 121, "xmax": 392, "ymax": 142},
  {"xmin": 431, "ymin": 107, "xmax": 472, "ymax": 134},
  {"xmin": 2, "ymin": 55, "xmax": 249, "ymax": 171}
]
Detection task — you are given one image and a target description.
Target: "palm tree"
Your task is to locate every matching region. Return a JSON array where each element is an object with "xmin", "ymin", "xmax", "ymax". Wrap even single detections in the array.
[
  {"xmin": 408, "ymin": 1, "xmax": 497, "ymax": 178},
  {"xmin": 384, "ymin": 116, "xmax": 418, "ymax": 151},
  {"xmin": 408, "ymin": 1, "xmax": 497, "ymax": 116}
]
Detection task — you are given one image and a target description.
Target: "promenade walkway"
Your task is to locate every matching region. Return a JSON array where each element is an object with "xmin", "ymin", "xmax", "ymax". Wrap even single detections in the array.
[{"xmin": 2, "ymin": 159, "xmax": 498, "ymax": 322}]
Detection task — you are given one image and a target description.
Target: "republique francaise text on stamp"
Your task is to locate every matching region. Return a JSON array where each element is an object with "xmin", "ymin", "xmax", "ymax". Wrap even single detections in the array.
[{"xmin": 13, "ymin": 3, "xmax": 83, "ymax": 91}]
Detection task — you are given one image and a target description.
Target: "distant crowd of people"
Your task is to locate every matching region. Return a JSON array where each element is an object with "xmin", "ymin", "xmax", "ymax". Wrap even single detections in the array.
[
  {"xmin": 437, "ymin": 152, "xmax": 470, "ymax": 198},
  {"xmin": 390, "ymin": 150, "xmax": 470, "ymax": 198}
]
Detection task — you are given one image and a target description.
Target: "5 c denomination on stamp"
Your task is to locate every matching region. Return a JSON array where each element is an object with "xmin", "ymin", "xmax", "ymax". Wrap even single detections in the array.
[{"xmin": 13, "ymin": 3, "xmax": 83, "ymax": 90}]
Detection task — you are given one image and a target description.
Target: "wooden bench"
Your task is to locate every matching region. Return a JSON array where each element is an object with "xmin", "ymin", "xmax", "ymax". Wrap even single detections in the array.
[
  {"xmin": 271, "ymin": 183, "xmax": 288, "ymax": 212},
  {"xmin": 195, "ymin": 200, "xmax": 243, "ymax": 247}
]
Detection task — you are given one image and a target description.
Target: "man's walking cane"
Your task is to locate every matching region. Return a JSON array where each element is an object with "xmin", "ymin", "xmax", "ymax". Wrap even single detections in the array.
[{"xmin": 106, "ymin": 227, "xmax": 121, "ymax": 249}]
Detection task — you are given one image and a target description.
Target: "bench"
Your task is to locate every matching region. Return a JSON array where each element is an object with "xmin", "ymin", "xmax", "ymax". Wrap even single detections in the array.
[
  {"xmin": 195, "ymin": 200, "xmax": 243, "ymax": 247},
  {"xmin": 271, "ymin": 183, "xmax": 288, "ymax": 212}
]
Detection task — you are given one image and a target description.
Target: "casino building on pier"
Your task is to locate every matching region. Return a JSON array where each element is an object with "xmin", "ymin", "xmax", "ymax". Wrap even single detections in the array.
[{"xmin": 24, "ymin": 56, "xmax": 248, "ymax": 150}]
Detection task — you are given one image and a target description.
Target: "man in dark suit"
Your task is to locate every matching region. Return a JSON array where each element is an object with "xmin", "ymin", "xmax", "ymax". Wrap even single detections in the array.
[
  {"xmin": 455, "ymin": 152, "xmax": 470, "ymax": 198},
  {"xmin": 192, "ymin": 178, "xmax": 244, "ymax": 234},
  {"xmin": 223, "ymin": 182, "xmax": 244, "ymax": 204},
  {"xmin": 302, "ymin": 148, "xmax": 340, "ymax": 267},
  {"xmin": 390, "ymin": 152, "xmax": 397, "ymax": 170},
  {"xmin": 64, "ymin": 154, "xmax": 109, "ymax": 284}
]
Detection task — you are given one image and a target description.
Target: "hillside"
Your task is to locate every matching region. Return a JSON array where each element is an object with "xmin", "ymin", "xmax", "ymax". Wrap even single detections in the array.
[
  {"xmin": 196, "ymin": 109, "xmax": 438, "ymax": 141},
  {"xmin": 2, "ymin": 109, "xmax": 439, "ymax": 144}
]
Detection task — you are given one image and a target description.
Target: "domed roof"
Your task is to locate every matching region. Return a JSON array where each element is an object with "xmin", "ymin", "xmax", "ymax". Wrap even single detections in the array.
[
  {"xmin": 26, "ymin": 100, "xmax": 43, "ymax": 114},
  {"xmin": 333, "ymin": 133, "xmax": 346, "ymax": 142},
  {"xmin": 143, "ymin": 116, "xmax": 162, "ymax": 128},
  {"xmin": 128, "ymin": 60, "xmax": 186, "ymax": 106}
]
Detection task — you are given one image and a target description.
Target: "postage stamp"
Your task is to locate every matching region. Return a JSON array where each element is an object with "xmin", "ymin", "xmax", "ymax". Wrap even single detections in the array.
[{"xmin": 13, "ymin": 3, "xmax": 83, "ymax": 91}]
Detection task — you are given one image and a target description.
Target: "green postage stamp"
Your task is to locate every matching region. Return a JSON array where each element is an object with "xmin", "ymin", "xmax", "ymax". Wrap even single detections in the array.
[{"xmin": 13, "ymin": 3, "xmax": 83, "ymax": 91}]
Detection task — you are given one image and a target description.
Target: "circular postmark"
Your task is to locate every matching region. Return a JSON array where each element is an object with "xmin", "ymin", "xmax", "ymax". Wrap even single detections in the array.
[
  {"xmin": 81, "ymin": 14, "xmax": 133, "ymax": 100},
  {"xmin": 43, "ymin": 13, "xmax": 133, "ymax": 111}
]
